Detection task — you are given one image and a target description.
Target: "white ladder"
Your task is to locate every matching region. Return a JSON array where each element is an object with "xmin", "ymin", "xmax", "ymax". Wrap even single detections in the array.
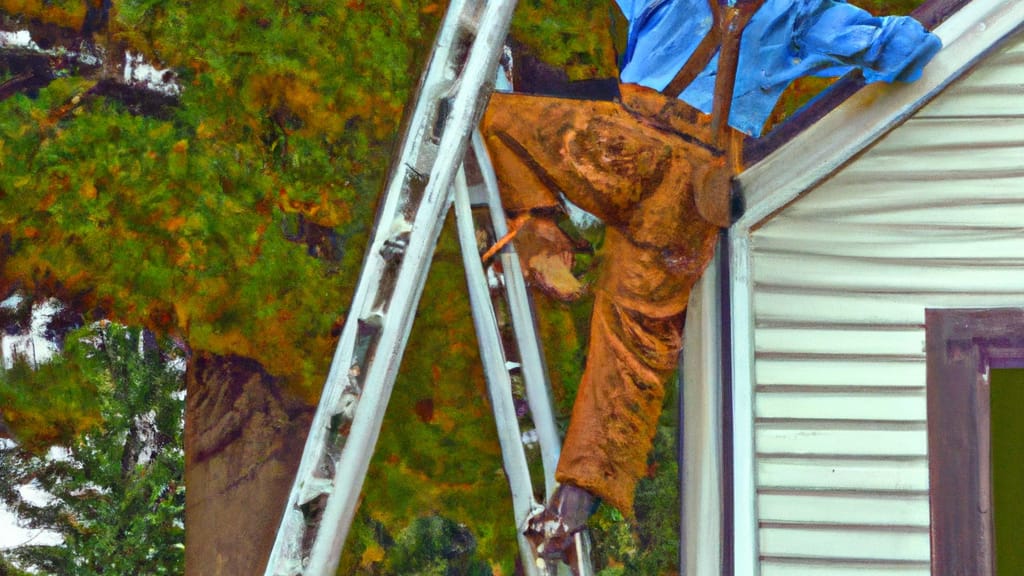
[
  {"xmin": 262, "ymin": 0, "xmax": 593, "ymax": 571},
  {"xmin": 454, "ymin": 130, "xmax": 594, "ymax": 576}
]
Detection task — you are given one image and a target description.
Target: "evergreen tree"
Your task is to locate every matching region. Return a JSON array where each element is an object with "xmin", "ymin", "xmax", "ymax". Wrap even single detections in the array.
[{"xmin": 0, "ymin": 324, "xmax": 185, "ymax": 575}]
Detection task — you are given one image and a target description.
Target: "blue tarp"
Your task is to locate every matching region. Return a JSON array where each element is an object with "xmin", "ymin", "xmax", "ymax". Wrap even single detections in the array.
[{"xmin": 617, "ymin": 0, "xmax": 942, "ymax": 136}]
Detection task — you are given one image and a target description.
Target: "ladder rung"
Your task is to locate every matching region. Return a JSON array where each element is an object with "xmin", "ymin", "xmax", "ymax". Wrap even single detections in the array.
[
  {"xmin": 520, "ymin": 428, "xmax": 539, "ymax": 445},
  {"xmin": 299, "ymin": 477, "xmax": 333, "ymax": 507},
  {"xmin": 346, "ymin": 316, "xmax": 382, "ymax": 386},
  {"xmin": 380, "ymin": 226, "xmax": 412, "ymax": 261},
  {"xmin": 268, "ymin": 509, "xmax": 307, "ymax": 575},
  {"xmin": 330, "ymin": 391, "xmax": 360, "ymax": 432},
  {"xmin": 271, "ymin": 560, "xmax": 302, "ymax": 576},
  {"xmin": 458, "ymin": 11, "xmax": 481, "ymax": 35}
]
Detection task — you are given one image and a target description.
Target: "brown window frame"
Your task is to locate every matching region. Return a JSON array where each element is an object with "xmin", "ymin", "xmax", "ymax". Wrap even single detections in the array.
[{"xmin": 926, "ymin": 308, "xmax": 1024, "ymax": 576}]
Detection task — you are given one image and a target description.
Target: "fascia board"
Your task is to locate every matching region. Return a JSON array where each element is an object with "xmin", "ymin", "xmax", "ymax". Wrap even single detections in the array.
[{"xmin": 733, "ymin": 0, "xmax": 1024, "ymax": 233}]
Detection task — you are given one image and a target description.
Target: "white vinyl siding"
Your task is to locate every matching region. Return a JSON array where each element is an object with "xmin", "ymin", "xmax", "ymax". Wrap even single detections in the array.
[{"xmin": 746, "ymin": 30, "xmax": 1024, "ymax": 575}]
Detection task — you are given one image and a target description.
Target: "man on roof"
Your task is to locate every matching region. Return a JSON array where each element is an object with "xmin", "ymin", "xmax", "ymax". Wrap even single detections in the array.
[{"xmin": 480, "ymin": 0, "xmax": 940, "ymax": 567}]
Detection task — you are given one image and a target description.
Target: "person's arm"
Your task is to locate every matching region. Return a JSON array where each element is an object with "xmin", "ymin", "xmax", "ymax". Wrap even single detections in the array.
[
  {"xmin": 722, "ymin": 0, "xmax": 942, "ymax": 136},
  {"xmin": 796, "ymin": 0, "xmax": 942, "ymax": 83}
]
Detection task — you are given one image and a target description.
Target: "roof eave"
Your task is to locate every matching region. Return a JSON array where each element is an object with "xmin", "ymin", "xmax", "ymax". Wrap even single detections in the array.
[{"xmin": 733, "ymin": 0, "xmax": 1024, "ymax": 233}]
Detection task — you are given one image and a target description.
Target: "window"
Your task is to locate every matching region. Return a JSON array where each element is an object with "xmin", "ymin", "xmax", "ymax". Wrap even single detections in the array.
[
  {"xmin": 926, "ymin": 308, "xmax": 1024, "ymax": 576},
  {"xmin": 990, "ymin": 368, "xmax": 1024, "ymax": 573}
]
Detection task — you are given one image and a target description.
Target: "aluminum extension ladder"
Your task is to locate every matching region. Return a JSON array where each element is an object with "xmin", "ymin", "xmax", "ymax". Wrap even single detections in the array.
[{"xmin": 262, "ymin": 0, "xmax": 593, "ymax": 571}]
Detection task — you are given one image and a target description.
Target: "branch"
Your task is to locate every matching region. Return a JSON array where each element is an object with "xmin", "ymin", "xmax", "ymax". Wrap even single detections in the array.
[
  {"xmin": 0, "ymin": 70, "xmax": 45, "ymax": 99},
  {"xmin": 0, "ymin": 44, "xmax": 178, "ymax": 117},
  {"xmin": 91, "ymin": 77, "xmax": 178, "ymax": 119},
  {"xmin": 0, "ymin": 49, "xmax": 60, "ymax": 98},
  {"xmin": 1, "ymin": 14, "xmax": 178, "ymax": 117}
]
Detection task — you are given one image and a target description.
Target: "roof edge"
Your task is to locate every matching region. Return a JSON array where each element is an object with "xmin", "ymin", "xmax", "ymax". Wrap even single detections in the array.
[
  {"xmin": 742, "ymin": 0, "xmax": 970, "ymax": 166},
  {"xmin": 734, "ymin": 0, "xmax": 1024, "ymax": 232}
]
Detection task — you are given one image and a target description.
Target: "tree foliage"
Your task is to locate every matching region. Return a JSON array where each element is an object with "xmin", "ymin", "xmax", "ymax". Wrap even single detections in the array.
[
  {"xmin": 0, "ymin": 0, "xmax": 624, "ymax": 398},
  {"xmin": 0, "ymin": 0, "xmax": 622, "ymax": 571},
  {"xmin": 0, "ymin": 1, "xmax": 620, "ymax": 569},
  {"xmin": 0, "ymin": 324, "xmax": 185, "ymax": 575}
]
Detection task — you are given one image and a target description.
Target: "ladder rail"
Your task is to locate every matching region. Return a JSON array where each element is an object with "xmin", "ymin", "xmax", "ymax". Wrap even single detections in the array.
[
  {"xmin": 264, "ymin": 0, "xmax": 517, "ymax": 571},
  {"xmin": 462, "ymin": 130, "xmax": 595, "ymax": 576},
  {"xmin": 268, "ymin": 0, "xmax": 473, "ymax": 542},
  {"xmin": 306, "ymin": 0, "xmax": 518, "ymax": 566},
  {"xmin": 471, "ymin": 130, "xmax": 563, "ymax": 499},
  {"xmin": 452, "ymin": 166, "xmax": 547, "ymax": 576}
]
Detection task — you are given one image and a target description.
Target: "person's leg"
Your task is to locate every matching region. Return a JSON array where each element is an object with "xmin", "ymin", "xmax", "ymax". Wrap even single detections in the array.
[
  {"xmin": 480, "ymin": 90, "xmax": 716, "ymax": 303},
  {"xmin": 482, "ymin": 92, "xmax": 676, "ymax": 226},
  {"xmin": 554, "ymin": 228, "xmax": 692, "ymax": 515},
  {"xmin": 481, "ymin": 92, "xmax": 574, "ymax": 214},
  {"xmin": 481, "ymin": 89, "xmax": 724, "ymax": 563}
]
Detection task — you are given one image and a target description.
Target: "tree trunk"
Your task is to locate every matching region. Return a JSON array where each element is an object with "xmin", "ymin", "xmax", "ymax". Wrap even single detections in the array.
[{"xmin": 185, "ymin": 352, "xmax": 313, "ymax": 576}]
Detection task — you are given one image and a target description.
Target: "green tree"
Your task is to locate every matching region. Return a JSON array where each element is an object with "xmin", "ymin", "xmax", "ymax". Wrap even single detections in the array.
[
  {"xmin": 0, "ymin": 0, "xmax": 618, "ymax": 394},
  {"xmin": 0, "ymin": 323, "xmax": 185, "ymax": 575},
  {"xmin": 0, "ymin": 1, "xmax": 617, "ymax": 572}
]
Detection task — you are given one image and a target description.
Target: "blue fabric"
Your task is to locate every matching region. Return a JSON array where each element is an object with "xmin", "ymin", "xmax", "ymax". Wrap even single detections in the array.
[{"xmin": 616, "ymin": 0, "xmax": 942, "ymax": 136}]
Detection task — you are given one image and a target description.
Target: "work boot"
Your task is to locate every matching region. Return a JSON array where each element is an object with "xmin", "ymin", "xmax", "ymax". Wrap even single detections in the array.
[
  {"xmin": 510, "ymin": 215, "xmax": 585, "ymax": 301},
  {"xmin": 524, "ymin": 483, "xmax": 598, "ymax": 568}
]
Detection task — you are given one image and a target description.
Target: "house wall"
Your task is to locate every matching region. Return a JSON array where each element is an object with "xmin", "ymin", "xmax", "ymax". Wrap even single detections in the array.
[{"xmin": 745, "ymin": 30, "xmax": 1024, "ymax": 575}]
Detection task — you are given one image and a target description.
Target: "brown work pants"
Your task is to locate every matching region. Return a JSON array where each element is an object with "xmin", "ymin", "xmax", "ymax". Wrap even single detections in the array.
[{"xmin": 481, "ymin": 83, "xmax": 726, "ymax": 514}]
